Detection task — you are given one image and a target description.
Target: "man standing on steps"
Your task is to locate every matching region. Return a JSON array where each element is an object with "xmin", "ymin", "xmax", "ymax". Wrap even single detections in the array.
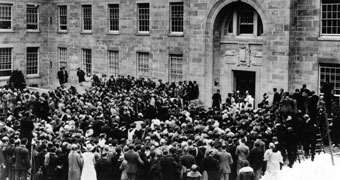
[
  {"xmin": 57, "ymin": 67, "xmax": 68, "ymax": 88},
  {"xmin": 76, "ymin": 68, "xmax": 86, "ymax": 86},
  {"xmin": 212, "ymin": 89, "xmax": 222, "ymax": 110}
]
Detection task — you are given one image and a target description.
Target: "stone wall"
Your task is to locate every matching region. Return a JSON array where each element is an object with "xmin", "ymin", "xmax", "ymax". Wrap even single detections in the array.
[
  {"xmin": 289, "ymin": 0, "xmax": 340, "ymax": 94},
  {"xmin": 0, "ymin": 0, "xmax": 49, "ymax": 87},
  {"xmin": 48, "ymin": 0, "xmax": 191, "ymax": 89},
  {"xmin": 1, "ymin": 0, "xmax": 336, "ymax": 106}
]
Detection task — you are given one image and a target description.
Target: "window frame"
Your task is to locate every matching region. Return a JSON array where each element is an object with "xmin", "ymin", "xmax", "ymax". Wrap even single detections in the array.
[
  {"xmin": 320, "ymin": 1, "xmax": 340, "ymax": 37},
  {"xmin": 169, "ymin": 2, "xmax": 184, "ymax": 35},
  {"xmin": 108, "ymin": 4, "xmax": 119, "ymax": 33},
  {"xmin": 26, "ymin": 4, "xmax": 39, "ymax": 31},
  {"xmin": 137, "ymin": 3, "xmax": 150, "ymax": 34},
  {"xmin": 0, "ymin": 47, "xmax": 12, "ymax": 77},
  {"xmin": 58, "ymin": 47, "xmax": 68, "ymax": 70},
  {"xmin": 136, "ymin": 52, "xmax": 150, "ymax": 78},
  {"xmin": 319, "ymin": 63, "xmax": 340, "ymax": 97},
  {"xmin": 169, "ymin": 54, "xmax": 184, "ymax": 83},
  {"xmin": 0, "ymin": 3, "xmax": 12, "ymax": 31},
  {"xmin": 108, "ymin": 50, "xmax": 119, "ymax": 76},
  {"xmin": 58, "ymin": 5, "xmax": 67, "ymax": 32},
  {"xmin": 222, "ymin": 10, "xmax": 262, "ymax": 37},
  {"xmin": 82, "ymin": 49, "xmax": 92, "ymax": 76},
  {"xmin": 82, "ymin": 5, "xmax": 92, "ymax": 32},
  {"xmin": 26, "ymin": 47, "xmax": 39, "ymax": 75}
]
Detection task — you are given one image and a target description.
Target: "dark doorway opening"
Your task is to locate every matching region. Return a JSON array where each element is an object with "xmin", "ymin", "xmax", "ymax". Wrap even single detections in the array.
[{"xmin": 233, "ymin": 70, "xmax": 256, "ymax": 98}]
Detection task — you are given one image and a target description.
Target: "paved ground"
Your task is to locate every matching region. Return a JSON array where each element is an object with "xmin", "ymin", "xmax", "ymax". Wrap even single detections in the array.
[
  {"xmin": 28, "ymin": 81, "xmax": 92, "ymax": 94},
  {"xmin": 260, "ymin": 153, "xmax": 340, "ymax": 180}
]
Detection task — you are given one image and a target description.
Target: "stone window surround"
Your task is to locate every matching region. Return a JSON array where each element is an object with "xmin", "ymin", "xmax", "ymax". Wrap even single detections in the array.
[
  {"xmin": 320, "ymin": 0, "xmax": 340, "ymax": 37},
  {"xmin": 108, "ymin": 4, "xmax": 119, "ymax": 34},
  {"xmin": 108, "ymin": 50, "xmax": 119, "ymax": 76},
  {"xmin": 221, "ymin": 8, "xmax": 263, "ymax": 37},
  {"xmin": 81, "ymin": 4, "xmax": 92, "ymax": 33},
  {"xmin": 169, "ymin": 54, "xmax": 184, "ymax": 83},
  {"xmin": 0, "ymin": 47, "xmax": 12, "ymax": 78},
  {"xmin": 137, "ymin": 3, "xmax": 150, "ymax": 35},
  {"xmin": 0, "ymin": 3, "xmax": 12, "ymax": 31},
  {"xmin": 26, "ymin": 46, "xmax": 40, "ymax": 76},
  {"xmin": 82, "ymin": 48, "xmax": 92, "ymax": 76},
  {"xmin": 58, "ymin": 47, "xmax": 67, "ymax": 70},
  {"xmin": 26, "ymin": 4, "xmax": 40, "ymax": 32},
  {"xmin": 57, "ymin": 5, "xmax": 67, "ymax": 32},
  {"xmin": 136, "ymin": 51, "xmax": 150, "ymax": 78},
  {"xmin": 169, "ymin": 2, "xmax": 184, "ymax": 35},
  {"xmin": 319, "ymin": 63, "xmax": 340, "ymax": 96}
]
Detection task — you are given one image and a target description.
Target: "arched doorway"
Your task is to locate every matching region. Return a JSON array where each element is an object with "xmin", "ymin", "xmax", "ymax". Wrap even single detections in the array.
[{"xmin": 205, "ymin": 0, "xmax": 267, "ymax": 106}]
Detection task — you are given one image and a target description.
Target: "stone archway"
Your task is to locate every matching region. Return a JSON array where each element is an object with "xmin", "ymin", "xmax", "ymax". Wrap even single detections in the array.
[{"xmin": 203, "ymin": 0, "xmax": 269, "ymax": 105}]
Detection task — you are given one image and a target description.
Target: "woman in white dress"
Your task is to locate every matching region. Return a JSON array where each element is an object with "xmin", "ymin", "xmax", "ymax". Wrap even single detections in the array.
[
  {"xmin": 263, "ymin": 143, "xmax": 283, "ymax": 180},
  {"xmin": 81, "ymin": 144, "xmax": 97, "ymax": 180}
]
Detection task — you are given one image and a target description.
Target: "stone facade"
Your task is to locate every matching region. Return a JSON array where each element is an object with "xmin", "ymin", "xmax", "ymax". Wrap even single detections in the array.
[{"xmin": 0, "ymin": 0, "xmax": 338, "ymax": 106}]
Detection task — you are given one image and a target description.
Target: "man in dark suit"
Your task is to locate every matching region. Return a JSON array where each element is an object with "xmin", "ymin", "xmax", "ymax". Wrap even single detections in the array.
[
  {"xmin": 124, "ymin": 144, "xmax": 143, "ymax": 180},
  {"xmin": 272, "ymin": 88, "xmax": 281, "ymax": 106},
  {"xmin": 201, "ymin": 150, "xmax": 219, "ymax": 180},
  {"xmin": 76, "ymin": 68, "xmax": 86, "ymax": 86},
  {"xmin": 160, "ymin": 149, "xmax": 179, "ymax": 180},
  {"xmin": 14, "ymin": 138, "xmax": 30, "ymax": 180},
  {"xmin": 57, "ymin": 67, "xmax": 68, "ymax": 87},
  {"xmin": 248, "ymin": 142, "xmax": 264, "ymax": 180}
]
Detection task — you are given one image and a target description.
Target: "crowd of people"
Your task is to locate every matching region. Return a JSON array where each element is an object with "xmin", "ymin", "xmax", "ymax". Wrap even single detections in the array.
[{"xmin": 0, "ymin": 74, "xmax": 339, "ymax": 180}]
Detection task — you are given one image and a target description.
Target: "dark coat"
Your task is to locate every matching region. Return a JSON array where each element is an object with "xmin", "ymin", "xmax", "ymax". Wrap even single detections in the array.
[
  {"xmin": 57, "ymin": 70, "xmax": 68, "ymax": 84},
  {"xmin": 179, "ymin": 154, "xmax": 196, "ymax": 169},
  {"xmin": 77, "ymin": 70, "xmax": 86, "ymax": 83},
  {"xmin": 111, "ymin": 153, "xmax": 123, "ymax": 180},
  {"xmin": 96, "ymin": 156, "xmax": 112, "ymax": 180},
  {"xmin": 160, "ymin": 155, "xmax": 179, "ymax": 180},
  {"xmin": 137, "ymin": 152, "xmax": 150, "ymax": 180},
  {"xmin": 201, "ymin": 156, "xmax": 219, "ymax": 180},
  {"xmin": 45, "ymin": 153, "xmax": 60, "ymax": 179},
  {"xmin": 248, "ymin": 147, "xmax": 264, "ymax": 170}
]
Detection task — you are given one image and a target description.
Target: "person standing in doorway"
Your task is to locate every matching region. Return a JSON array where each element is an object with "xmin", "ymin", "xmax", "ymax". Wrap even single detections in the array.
[
  {"xmin": 57, "ymin": 67, "xmax": 68, "ymax": 88},
  {"xmin": 76, "ymin": 68, "xmax": 86, "ymax": 86}
]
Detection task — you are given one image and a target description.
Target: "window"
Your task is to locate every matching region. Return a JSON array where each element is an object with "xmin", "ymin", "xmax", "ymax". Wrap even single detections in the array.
[
  {"xmin": 222, "ymin": 3, "xmax": 263, "ymax": 37},
  {"xmin": 82, "ymin": 5, "xmax": 92, "ymax": 31},
  {"xmin": 27, "ymin": 47, "xmax": 39, "ymax": 75},
  {"xmin": 321, "ymin": 0, "xmax": 340, "ymax": 35},
  {"xmin": 58, "ymin": 47, "xmax": 67, "ymax": 69},
  {"xmin": 137, "ymin": 3, "xmax": 149, "ymax": 33},
  {"xmin": 27, "ymin": 4, "xmax": 39, "ymax": 30},
  {"xmin": 170, "ymin": 2, "xmax": 184, "ymax": 34},
  {"xmin": 108, "ymin": 51, "xmax": 119, "ymax": 76},
  {"xmin": 82, "ymin": 49, "xmax": 92, "ymax": 75},
  {"xmin": 239, "ymin": 10, "xmax": 254, "ymax": 34},
  {"xmin": 109, "ymin": 4, "xmax": 119, "ymax": 32},
  {"xmin": 0, "ymin": 4, "xmax": 12, "ymax": 30},
  {"xmin": 0, "ymin": 48, "xmax": 12, "ymax": 77},
  {"xmin": 169, "ymin": 55, "xmax": 183, "ymax": 83},
  {"xmin": 137, "ymin": 52, "xmax": 150, "ymax": 77},
  {"xmin": 58, "ymin": 5, "xmax": 67, "ymax": 31},
  {"xmin": 320, "ymin": 64, "xmax": 340, "ymax": 96}
]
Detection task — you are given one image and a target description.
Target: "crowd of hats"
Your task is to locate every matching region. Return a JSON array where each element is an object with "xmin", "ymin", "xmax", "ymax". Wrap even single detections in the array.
[{"xmin": 0, "ymin": 75, "xmax": 306, "ymax": 180}]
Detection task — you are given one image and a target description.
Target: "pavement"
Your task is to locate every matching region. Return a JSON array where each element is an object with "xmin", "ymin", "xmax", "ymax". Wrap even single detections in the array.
[
  {"xmin": 260, "ymin": 153, "xmax": 340, "ymax": 180},
  {"xmin": 27, "ymin": 81, "xmax": 92, "ymax": 94}
]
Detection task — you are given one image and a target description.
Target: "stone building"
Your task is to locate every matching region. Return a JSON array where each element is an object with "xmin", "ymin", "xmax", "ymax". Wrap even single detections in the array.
[{"xmin": 0, "ymin": 0, "xmax": 339, "ymax": 106}]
